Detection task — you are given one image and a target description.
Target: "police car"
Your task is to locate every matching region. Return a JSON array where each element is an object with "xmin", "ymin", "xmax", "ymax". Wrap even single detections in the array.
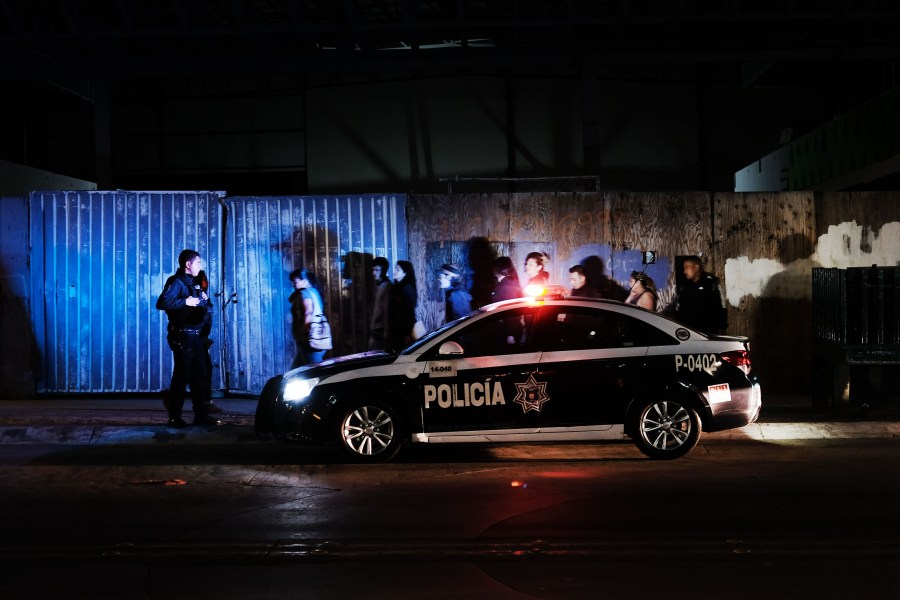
[{"xmin": 255, "ymin": 289, "xmax": 761, "ymax": 462}]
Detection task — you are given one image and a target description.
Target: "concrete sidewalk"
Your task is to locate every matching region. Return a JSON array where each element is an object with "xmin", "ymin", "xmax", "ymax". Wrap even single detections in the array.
[
  {"xmin": 0, "ymin": 397, "xmax": 257, "ymax": 445},
  {"xmin": 0, "ymin": 394, "xmax": 898, "ymax": 445}
]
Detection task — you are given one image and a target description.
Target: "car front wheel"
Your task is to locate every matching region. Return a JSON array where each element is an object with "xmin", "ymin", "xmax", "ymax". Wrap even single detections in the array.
[
  {"xmin": 337, "ymin": 402, "xmax": 402, "ymax": 462},
  {"xmin": 631, "ymin": 397, "xmax": 700, "ymax": 459}
]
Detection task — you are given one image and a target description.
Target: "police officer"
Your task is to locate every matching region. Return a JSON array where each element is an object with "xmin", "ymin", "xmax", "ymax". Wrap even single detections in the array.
[
  {"xmin": 156, "ymin": 249, "xmax": 220, "ymax": 428},
  {"xmin": 675, "ymin": 255, "xmax": 727, "ymax": 335},
  {"xmin": 195, "ymin": 269, "xmax": 223, "ymax": 414}
]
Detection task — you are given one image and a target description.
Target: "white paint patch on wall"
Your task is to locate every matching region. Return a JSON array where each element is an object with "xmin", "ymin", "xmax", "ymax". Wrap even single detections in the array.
[
  {"xmin": 724, "ymin": 257, "xmax": 818, "ymax": 305},
  {"xmin": 724, "ymin": 257, "xmax": 783, "ymax": 306},
  {"xmin": 812, "ymin": 221, "xmax": 900, "ymax": 269},
  {"xmin": 723, "ymin": 221, "xmax": 900, "ymax": 306}
]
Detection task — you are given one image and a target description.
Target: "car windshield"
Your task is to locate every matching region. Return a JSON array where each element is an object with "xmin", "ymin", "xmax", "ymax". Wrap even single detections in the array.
[{"xmin": 400, "ymin": 309, "xmax": 486, "ymax": 354}]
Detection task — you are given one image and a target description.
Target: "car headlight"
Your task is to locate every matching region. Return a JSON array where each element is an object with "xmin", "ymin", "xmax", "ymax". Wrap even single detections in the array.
[{"xmin": 283, "ymin": 377, "xmax": 319, "ymax": 403}]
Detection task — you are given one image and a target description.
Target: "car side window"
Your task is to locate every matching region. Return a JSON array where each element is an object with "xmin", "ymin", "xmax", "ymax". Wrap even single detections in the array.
[
  {"xmin": 544, "ymin": 307, "xmax": 674, "ymax": 350},
  {"xmin": 449, "ymin": 309, "xmax": 537, "ymax": 357}
]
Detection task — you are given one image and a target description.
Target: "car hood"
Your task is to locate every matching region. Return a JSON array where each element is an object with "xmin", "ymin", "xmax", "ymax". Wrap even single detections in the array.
[{"xmin": 285, "ymin": 350, "xmax": 399, "ymax": 379}]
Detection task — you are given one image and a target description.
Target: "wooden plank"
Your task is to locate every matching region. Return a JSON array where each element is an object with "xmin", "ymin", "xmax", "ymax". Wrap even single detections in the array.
[
  {"xmin": 715, "ymin": 191, "xmax": 816, "ymax": 394},
  {"xmin": 818, "ymin": 191, "xmax": 900, "ymax": 238},
  {"xmin": 607, "ymin": 191, "xmax": 711, "ymax": 309},
  {"xmin": 552, "ymin": 192, "xmax": 608, "ymax": 293},
  {"xmin": 408, "ymin": 194, "xmax": 513, "ymax": 330},
  {"xmin": 509, "ymin": 193, "xmax": 557, "ymax": 242}
]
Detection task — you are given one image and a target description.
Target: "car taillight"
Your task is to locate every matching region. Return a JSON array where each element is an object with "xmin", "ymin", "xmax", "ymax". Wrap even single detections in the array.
[{"xmin": 721, "ymin": 350, "xmax": 751, "ymax": 375}]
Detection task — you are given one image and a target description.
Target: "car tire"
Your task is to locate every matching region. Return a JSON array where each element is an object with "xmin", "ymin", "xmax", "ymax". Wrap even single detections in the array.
[
  {"xmin": 630, "ymin": 396, "xmax": 701, "ymax": 459},
  {"xmin": 254, "ymin": 402, "xmax": 274, "ymax": 440},
  {"xmin": 254, "ymin": 376, "xmax": 282, "ymax": 439},
  {"xmin": 337, "ymin": 401, "xmax": 402, "ymax": 463}
]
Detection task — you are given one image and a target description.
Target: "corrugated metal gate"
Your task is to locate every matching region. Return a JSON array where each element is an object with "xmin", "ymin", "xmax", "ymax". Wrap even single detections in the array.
[
  {"xmin": 27, "ymin": 191, "xmax": 406, "ymax": 395},
  {"xmin": 30, "ymin": 191, "xmax": 225, "ymax": 393},
  {"xmin": 222, "ymin": 195, "xmax": 407, "ymax": 395},
  {"xmin": 1, "ymin": 196, "xmax": 35, "ymax": 398}
]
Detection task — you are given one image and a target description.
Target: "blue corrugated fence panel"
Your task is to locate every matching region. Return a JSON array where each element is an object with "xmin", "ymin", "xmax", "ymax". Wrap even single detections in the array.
[
  {"xmin": 32, "ymin": 190, "xmax": 224, "ymax": 393},
  {"xmin": 223, "ymin": 194, "xmax": 407, "ymax": 395},
  {"xmin": 27, "ymin": 191, "xmax": 404, "ymax": 396},
  {"xmin": 0, "ymin": 196, "xmax": 36, "ymax": 398}
]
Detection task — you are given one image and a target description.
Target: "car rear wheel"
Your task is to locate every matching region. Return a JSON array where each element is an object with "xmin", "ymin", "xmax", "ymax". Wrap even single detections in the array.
[
  {"xmin": 631, "ymin": 397, "xmax": 700, "ymax": 459},
  {"xmin": 338, "ymin": 402, "xmax": 402, "ymax": 463}
]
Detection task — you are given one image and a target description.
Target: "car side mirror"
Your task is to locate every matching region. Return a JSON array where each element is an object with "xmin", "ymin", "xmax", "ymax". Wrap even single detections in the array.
[{"xmin": 437, "ymin": 341, "xmax": 464, "ymax": 355}]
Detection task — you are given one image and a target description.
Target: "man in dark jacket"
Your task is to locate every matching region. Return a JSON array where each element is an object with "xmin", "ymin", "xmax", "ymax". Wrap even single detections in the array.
[
  {"xmin": 675, "ymin": 256, "xmax": 727, "ymax": 335},
  {"xmin": 156, "ymin": 249, "xmax": 219, "ymax": 428},
  {"xmin": 568, "ymin": 264, "xmax": 603, "ymax": 298},
  {"xmin": 437, "ymin": 263, "xmax": 472, "ymax": 323},
  {"xmin": 368, "ymin": 257, "xmax": 391, "ymax": 350},
  {"xmin": 194, "ymin": 269, "xmax": 222, "ymax": 414}
]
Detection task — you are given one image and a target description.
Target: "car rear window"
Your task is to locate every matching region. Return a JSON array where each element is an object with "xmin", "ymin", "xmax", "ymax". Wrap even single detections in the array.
[{"xmin": 542, "ymin": 307, "xmax": 675, "ymax": 350}]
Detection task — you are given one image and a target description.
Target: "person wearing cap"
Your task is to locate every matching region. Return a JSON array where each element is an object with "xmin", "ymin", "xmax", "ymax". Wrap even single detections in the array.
[{"xmin": 437, "ymin": 263, "xmax": 472, "ymax": 324}]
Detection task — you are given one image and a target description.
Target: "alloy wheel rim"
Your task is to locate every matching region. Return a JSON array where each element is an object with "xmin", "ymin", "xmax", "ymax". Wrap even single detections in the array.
[
  {"xmin": 342, "ymin": 405, "xmax": 395, "ymax": 455},
  {"xmin": 640, "ymin": 400, "xmax": 691, "ymax": 450}
]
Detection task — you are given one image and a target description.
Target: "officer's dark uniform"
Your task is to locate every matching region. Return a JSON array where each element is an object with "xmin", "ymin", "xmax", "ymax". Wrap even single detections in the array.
[
  {"xmin": 156, "ymin": 270, "xmax": 212, "ymax": 424},
  {"xmin": 195, "ymin": 271, "xmax": 214, "ymax": 375},
  {"xmin": 675, "ymin": 273, "xmax": 727, "ymax": 335}
]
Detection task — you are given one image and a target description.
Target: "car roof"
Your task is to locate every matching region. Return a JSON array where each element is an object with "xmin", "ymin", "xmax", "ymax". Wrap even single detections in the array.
[
  {"xmin": 483, "ymin": 295, "xmax": 646, "ymax": 312},
  {"xmin": 462, "ymin": 295, "xmax": 692, "ymax": 333},
  {"xmin": 401, "ymin": 294, "xmax": 748, "ymax": 356}
]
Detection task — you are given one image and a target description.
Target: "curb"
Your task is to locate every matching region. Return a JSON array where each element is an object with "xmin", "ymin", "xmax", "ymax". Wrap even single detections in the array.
[
  {"xmin": 705, "ymin": 421, "xmax": 900, "ymax": 441},
  {"xmin": 1, "ymin": 420, "xmax": 899, "ymax": 445},
  {"xmin": 0, "ymin": 423, "xmax": 255, "ymax": 445}
]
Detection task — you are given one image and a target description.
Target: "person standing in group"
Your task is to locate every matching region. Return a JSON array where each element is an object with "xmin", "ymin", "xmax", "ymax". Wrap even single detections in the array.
[
  {"xmin": 492, "ymin": 256, "xmax": 523, "ymax": 302},
  {"xmin": 567, "ymin": 264, "xmax": 602, "ymax": 298},
  {"xmin": 289, "ymin": 268, "xmax": 332, "ymax": 368},
  {"xmin": 437, "ymin": 263, "xmax": 472, "ymax": 324},
  {"xmin": 195, "ymin": 270, "xmax": 223, "ymax": 414},
  {"xmin": 625, "ymin": 270, "xmax": 658, "ymax": 311},
  {"xmin": 675, "ymin": 256, "xmax": 727, "ymax": 335},
  {"xmin": 369, "ymin": 257, "xmax": 391, "ymax": 350},
  {"xmin": 492, "ymin": 256, "xmax": 524, "ymax": 345},
  {"xmin": 388, "ymin": 260, "xmax": 418, "ymax": 351},
  {"xmin": 156, "ymin": 249, "xmax": 220, "ymax": 428},
  {"xmin": 523, "ymin": 252, "xmax": 550, "ymax": 287}
]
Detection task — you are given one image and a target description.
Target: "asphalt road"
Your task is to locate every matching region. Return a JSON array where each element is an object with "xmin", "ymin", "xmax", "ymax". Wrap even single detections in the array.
[{"xmin": 1, "ymin": 436, "xmax": 898, "ymax": 599}]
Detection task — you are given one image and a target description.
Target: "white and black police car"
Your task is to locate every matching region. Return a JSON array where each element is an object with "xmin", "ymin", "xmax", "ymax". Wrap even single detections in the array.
[{"xmin": 255, "ymin": 288, "xmax": 761, "ymax": 462}]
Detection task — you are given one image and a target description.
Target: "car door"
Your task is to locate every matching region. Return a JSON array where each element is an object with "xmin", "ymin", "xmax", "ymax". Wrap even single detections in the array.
[
  {"xmin": 535, "ymin": 305, "xmax": 671, "ymax": 427},
  {"xmin": 417, "ymin": 306, "xmax": 543, "ymax": 434}
]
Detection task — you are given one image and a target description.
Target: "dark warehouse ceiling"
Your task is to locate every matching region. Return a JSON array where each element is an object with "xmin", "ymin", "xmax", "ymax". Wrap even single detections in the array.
[
  {"xmin": 2, "ymin": 0, "xmax": 899, "ymax": 92},
  {"xmin": 2, "ymin": 1, "xmax": 900, "ymax": 193}
]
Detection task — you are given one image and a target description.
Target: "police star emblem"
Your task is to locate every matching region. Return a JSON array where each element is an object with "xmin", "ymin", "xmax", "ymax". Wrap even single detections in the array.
[{"xmin": 513, "ymin": 374, "xmax": 551, "ymax": 413}]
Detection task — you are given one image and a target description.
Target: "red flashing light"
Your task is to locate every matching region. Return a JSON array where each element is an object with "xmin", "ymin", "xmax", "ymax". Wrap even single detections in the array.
[
  {"xmin": 523, "ymin": 284, "xmax": 545, "ymax": 297},
  {"xmin": 721, "ymin": 350, "xmax": 751, "ymax": 375},
  {"xmin": 523, "ymin": 284, "xmax": 568, "ymax": 300}
]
